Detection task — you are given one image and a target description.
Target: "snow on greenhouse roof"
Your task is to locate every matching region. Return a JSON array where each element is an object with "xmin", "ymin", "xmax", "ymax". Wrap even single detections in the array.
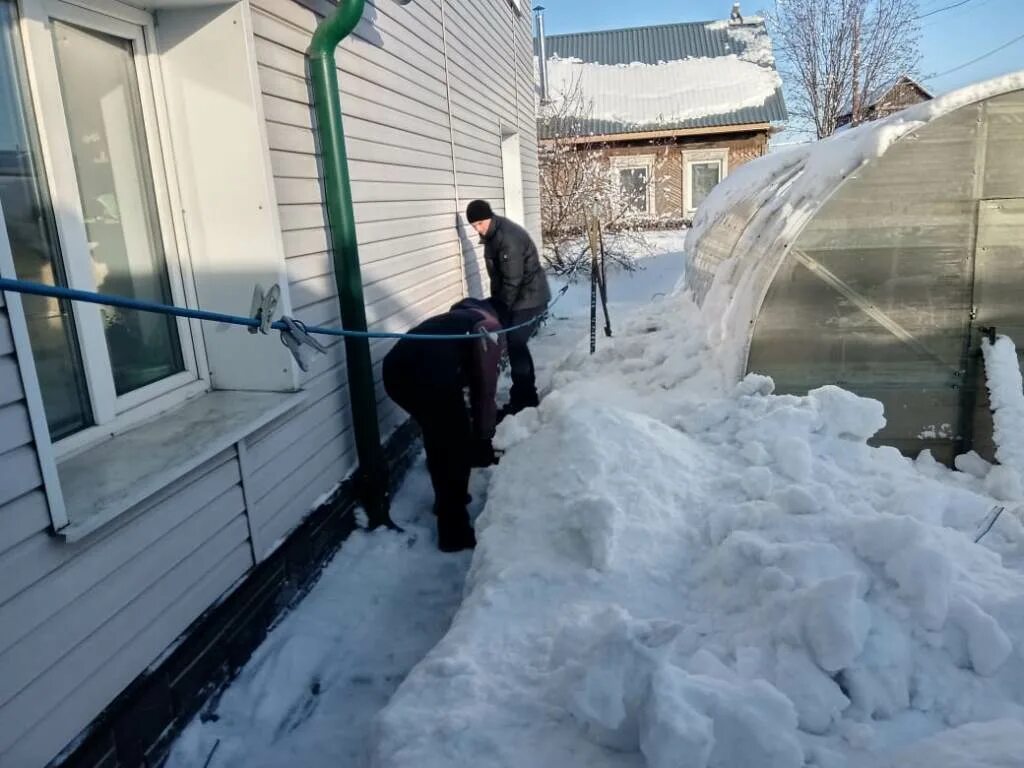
[
  {"xmin": 687, "ymin": 70, "xmax": 1024, "ymax": 261},
  {"xmin": 680, "ymin": 70, "xmax": 1024, "ymax": 381},
  {"xmin": 538, "ymin": 19, "xmax": 787, "ymax": 136}
]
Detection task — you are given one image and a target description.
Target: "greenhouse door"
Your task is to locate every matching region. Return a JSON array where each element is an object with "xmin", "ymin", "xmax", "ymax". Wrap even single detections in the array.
[{"xmin": 962, "ymin": 198, "xmax": 1024, "ymax": 460}]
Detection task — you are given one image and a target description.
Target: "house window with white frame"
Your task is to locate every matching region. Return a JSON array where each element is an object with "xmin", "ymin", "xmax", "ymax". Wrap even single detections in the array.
[
  {"xmin": 610, "ymin": 155, "xmax": 655, "ymax": 215},
  {"xmin": 683, "ymin": 148, "xmax": 729, "ymax": 216},
  {"xmin": 0, "ymin": 0, "xmax": 200, "ymax": 449}
]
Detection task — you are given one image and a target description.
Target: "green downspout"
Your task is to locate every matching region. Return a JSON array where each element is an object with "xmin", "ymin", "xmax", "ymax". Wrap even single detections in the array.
[{"xmin": 307, "ymin": 0, "xmax": 391, "ymax": 528}]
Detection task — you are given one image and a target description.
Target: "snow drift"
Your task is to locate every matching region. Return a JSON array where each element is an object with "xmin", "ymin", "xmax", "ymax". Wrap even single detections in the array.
[{"xmin": 371, "ymin": 296, "xmax": 1024, "ymax": 768}]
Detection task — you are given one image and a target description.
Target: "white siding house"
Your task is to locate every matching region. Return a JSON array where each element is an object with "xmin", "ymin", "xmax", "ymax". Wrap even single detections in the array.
[{"xmin": 0, "ymin": 0, "xmax": 539, "ymax": 764}]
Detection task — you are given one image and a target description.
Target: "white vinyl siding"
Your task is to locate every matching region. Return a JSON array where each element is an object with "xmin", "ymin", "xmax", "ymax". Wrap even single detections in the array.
[
  {"xmin": 0, "ymin": 1, "xmax": 539, "ymax": 764},
  {"xmin": 0, "ymin": 278, "xmax": 250, "ymax": 766},
  {"xmin": 246, "ymin": 0, "xmax": 539, "ymax": 554}
]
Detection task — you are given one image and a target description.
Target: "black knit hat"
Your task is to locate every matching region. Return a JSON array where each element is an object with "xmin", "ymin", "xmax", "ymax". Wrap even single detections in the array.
[{"xmin": 466, "ymin": 199, "xmax": 493, "ymax": 224}]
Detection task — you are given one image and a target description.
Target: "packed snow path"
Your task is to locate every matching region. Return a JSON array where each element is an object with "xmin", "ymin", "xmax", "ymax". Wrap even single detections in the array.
[{"xmin": 164, "ymin": 463, "xmax": 483, "ymax": 768}]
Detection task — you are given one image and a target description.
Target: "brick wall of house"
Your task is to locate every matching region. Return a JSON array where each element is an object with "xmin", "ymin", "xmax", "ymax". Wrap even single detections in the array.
[{"xmin": 597, "ymin": 130, "xmax": 769, "ymax": 223}]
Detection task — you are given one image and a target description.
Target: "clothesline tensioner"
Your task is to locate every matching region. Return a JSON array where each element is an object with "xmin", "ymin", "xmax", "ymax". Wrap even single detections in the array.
[{"xmin": 248, "ymin": 283, "xmax": 327, "ymax": 372}]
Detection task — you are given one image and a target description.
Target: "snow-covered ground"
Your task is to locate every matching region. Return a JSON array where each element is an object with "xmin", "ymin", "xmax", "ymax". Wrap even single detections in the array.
[
  {"xmin": 168, "ymin": 229, "xmax": 1024, "ymax": 768},
  {"xmin": 164, "ymin": 464, "xmax": 485, "ymax": 768},
  {"xmin": 164, "ymin": 241, "xmax": 685, "ymax": 767},
  {"xmin": 550, "ymin": 230, "xmax": 688, "ymax": 319}
]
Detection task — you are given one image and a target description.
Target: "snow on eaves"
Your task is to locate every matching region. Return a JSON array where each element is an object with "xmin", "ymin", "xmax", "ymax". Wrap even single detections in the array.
[{"xmin": 546, "ymin": 54, "xmax": 782, "ymax": 128}]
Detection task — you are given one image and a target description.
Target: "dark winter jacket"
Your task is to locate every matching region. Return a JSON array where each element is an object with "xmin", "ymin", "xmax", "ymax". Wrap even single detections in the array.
[
  {"xmin": 481, "ymin": 216, "xmax": 552, "ymax": 315},
  {"xmin": 382, "ymin": 298, "xmax": 505, "ymax": 440}
]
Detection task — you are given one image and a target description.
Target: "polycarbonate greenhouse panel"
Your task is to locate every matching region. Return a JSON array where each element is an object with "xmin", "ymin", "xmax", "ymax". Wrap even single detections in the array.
[
  {"xmin": 684, "ymin": 73, "xmax": 1024, "ymax": 463},
  {"xmin": 983, "ymin": 91, "xmax": 1024, "ymax": 199}
]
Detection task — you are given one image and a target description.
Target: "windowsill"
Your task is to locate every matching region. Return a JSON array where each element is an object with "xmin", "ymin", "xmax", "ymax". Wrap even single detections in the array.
[{"xmin": 56, "ymin": 389, "xmax": 307, "ymax": 543}]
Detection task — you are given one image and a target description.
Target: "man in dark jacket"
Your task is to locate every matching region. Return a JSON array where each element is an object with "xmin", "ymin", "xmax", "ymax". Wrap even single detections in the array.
[
  {"xmin": 465, "ymin": 199, "xmax": 552, "ymax": 417},
  {"xmin": 382, "ymin": 298, "xmax": 504, "ymax": 553}
]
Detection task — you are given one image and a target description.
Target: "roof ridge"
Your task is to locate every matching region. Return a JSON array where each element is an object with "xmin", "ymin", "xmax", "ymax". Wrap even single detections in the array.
[{"xmin": 544, "ymin": 17, "xmax": 764, "ymax": 40}]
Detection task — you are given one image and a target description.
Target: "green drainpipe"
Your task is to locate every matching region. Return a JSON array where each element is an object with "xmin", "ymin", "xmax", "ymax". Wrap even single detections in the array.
[{"xmin": 307, "ymin": 0, "xmax": 392, "ymax": 528}]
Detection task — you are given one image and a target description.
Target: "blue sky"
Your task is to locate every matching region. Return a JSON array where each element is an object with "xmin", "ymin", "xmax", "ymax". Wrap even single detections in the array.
[{"xmin": 538, "ymin": 0, "xmax": 1024, "ymax": 96}]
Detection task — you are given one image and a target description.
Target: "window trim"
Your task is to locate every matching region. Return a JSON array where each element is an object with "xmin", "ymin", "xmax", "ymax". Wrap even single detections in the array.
[
  {"xmin": 17, "ymin": 0, "xmax": 209, "ymax": 456},
  {"xmin": 0, "ymin": 203, "xmax": 69, "ymax": 528},
  {"xmin": 500, "ymin": 128, "xmax": 525, "ymax": 225},
  {"xmin": 609, "ymin": 153, "xmax": 656, "ymax": 215},
  {"xmin": 683, "ymin": 147, "xmax": 729, "ymax": 215},
  {"xmin": 2, "ymin": 0, "xmax": 300, "ymax": 539}
]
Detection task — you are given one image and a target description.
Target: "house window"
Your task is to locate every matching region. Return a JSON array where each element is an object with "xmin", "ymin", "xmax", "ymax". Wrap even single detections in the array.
[
  {"xmin": 690, "ymin": 162, "xmax": 721, "ymax": 208},
  {"xmin": 610, "ymin": 155, "xmax": 655, "ymax": 215},
  {"xmin": 2, "ymin": 0, "xmax": 199, "ymax": 449},
  {"xmin": 619, "ymin": 168, "xmax": 649, "ymax": 212},
  {"xmin": 683, "ymin": 148, "xmax": 730, "ymax": 216}
]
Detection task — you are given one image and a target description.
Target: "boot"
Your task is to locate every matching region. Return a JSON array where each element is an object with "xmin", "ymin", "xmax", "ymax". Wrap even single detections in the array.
[
  {"xmin": 501, "ymin": 387, "xmax": 539, "ymax": 421},
  {"xmin": 437, "ymin": 509, "xmax": 476, "ymax": 553},
  {"xmin": 432, "ymin": 494, "xmax": 472, "ymax": 516}
]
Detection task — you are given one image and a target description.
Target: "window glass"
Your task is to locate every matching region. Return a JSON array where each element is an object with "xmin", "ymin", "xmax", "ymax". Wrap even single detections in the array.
[
  {"xmin": 618, "ymin": 167, "xmax": 648, "ymax": 213},
  {"xmin": 690, "ymin": 161, "xmax": 721, "ymax": 211},
  {"xmin": 51, "ymin": 19, "xmax": 183, "ymax": 395}
]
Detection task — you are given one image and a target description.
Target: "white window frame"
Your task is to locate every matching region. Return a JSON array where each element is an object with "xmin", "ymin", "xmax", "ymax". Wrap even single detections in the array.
[
  {"xmin": 16, "ymin": 0, "xmax": 208, "ymax": 458},
  {"xmin": 500, "ymin": 129, "xmax": 525, "ymax": 225},
  {"xmin": 683, "ymin": 148, "xmax": 729, "ymax": 216},
  {"xmin": 609, "ymin": 154, "xmax": 656, "ymax": 216}
]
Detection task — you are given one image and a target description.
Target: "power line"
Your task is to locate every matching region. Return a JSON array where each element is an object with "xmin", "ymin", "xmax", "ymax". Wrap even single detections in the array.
[
  {"xmin": 923, "ymin": 0, "xmax": 1000, "ymax": 27},
  {"xmin": 918, "ymin": 0, "xmax": 979, "ymax": 20},
  {"xmin": 925, "ymin": 29, "xmax": 1024, "ymax": 79}
]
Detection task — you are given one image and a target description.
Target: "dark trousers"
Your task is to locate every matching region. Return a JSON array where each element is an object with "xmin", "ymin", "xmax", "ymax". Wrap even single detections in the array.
[
  {"xmin": 507, "ymin": 305, "xmax": 546, "ymax": 410},
  {"xmin": 383, "ymin": 361, "xmax": 471, "ymax": 520}
]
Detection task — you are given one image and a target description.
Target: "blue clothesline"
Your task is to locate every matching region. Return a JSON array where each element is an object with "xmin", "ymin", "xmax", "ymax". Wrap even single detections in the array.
[{"xmin": 0, "ymin": 277, "xmax": 567, "ymax": 341}]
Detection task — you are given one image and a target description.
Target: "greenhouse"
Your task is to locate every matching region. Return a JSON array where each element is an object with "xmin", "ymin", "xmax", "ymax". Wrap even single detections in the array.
[{"xmin": 685, "ymin": 72, "xmax": 1024, "ymax": 464}]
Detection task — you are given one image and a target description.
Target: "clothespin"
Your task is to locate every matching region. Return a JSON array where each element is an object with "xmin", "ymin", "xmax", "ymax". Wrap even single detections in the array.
[
  {"xmin": 249, "ymin": 283, "xmax": 281, "ymax": 335},
  {"xmin": 278, "ymin": 315, "xmax": 326, "ymax": 372}
]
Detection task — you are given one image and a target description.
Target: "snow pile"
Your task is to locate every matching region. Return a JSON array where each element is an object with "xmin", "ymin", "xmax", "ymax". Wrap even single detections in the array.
[
  {"xmin": 372, "ymin": 295, "xmax": 1024, "ymax": 768},
  {"xmin": 982, "ymin": 335, "xmax": 1024, "ymax": 489},
  {"xmin": 545, "ymin": 55, "xmax": 781, "ymax": 127}
]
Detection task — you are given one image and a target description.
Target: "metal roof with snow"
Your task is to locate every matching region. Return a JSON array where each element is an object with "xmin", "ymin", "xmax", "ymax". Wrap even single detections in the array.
[{"xmin": 538, "ymin": 18, "xmax": 788, "ymax": 137}]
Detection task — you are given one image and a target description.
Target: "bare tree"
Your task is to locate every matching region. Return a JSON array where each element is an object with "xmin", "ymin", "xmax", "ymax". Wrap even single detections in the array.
[
  {"xmin": 537, "ymin": 80, "xmax": 657, "ymax": 280},
  {"xmin": 769, "ymin": 0, "xmax": 920, "ymax": 138}
]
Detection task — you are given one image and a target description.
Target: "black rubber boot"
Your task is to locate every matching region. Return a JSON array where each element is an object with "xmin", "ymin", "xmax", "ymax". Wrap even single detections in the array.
[
  {"xmin": 432, "ymin": 494, "xmax": 473, "ymax": 517},
  {"xmin": 437, "ymin": 509, "xmax": 476, "ymax": 553}
]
